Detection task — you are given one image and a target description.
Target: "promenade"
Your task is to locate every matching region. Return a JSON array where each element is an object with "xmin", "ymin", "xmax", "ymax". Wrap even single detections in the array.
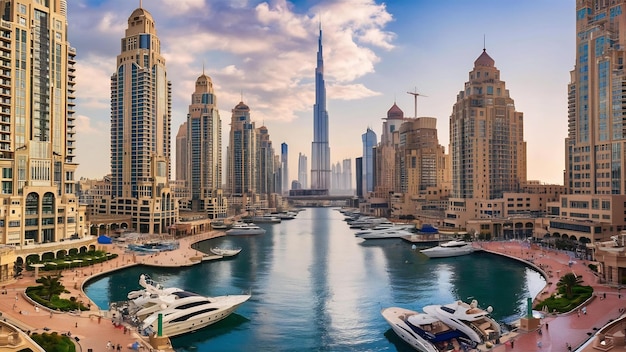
[
  {"xmin": 477, "ymin": 241, "xmax": 624, "ymax": 352},
  {"xmin": 1, "ymin": 233, "xmax": 623, "ymax": 352},
  {"xmin": 0, "ymin": 230, "xmax": 225, "ymax": 352}
]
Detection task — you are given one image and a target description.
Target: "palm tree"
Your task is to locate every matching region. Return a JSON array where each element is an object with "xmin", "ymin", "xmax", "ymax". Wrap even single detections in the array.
[
  {"xmin": 557, "ymin": 273, "xmax": 583, "ymax": 299},
  {"xmin": 36, "ymin": 274, "xmax": 65, "ymax": 301}
]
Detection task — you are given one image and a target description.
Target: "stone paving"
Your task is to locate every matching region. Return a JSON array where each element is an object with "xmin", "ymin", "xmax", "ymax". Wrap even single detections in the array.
[{"xmin": 0, "ymin": 230, "xmax": 225, "ymax": 352}]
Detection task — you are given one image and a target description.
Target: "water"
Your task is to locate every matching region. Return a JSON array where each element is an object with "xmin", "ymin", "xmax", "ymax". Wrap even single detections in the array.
[{"xmin": 84, "ymin": 207, "xmax": 545, "ymax": 352}]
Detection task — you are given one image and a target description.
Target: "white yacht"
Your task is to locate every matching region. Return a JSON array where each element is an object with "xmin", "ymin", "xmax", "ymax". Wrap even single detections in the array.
[
  {"xmin": 347, "ymin": 217, "xmax": 387, "ymax": 229},
  {"xmin": 117, "ymin": 274, "xmax": 250, "ymax": 338},
  {"xmin": 226, "ymin": 222, "xmax": 266, "ymax": 235},
  {"xmin": 251, "ymin": 214, "xmax": 281, "ymax": 223},
  {"xmin": 419, "ymin": 240, "xmax": 475, "ymax": 258},
  {"xmin": 423, "ymin": 299, "xmax": 501, "ymax": 344},
  {"xmin": 356, "ymin": 226, "xmax": 415, "ymax": 240},
  {"xmin": 381, "ymin": 306, "xmax": 475, "ymax": 352}
]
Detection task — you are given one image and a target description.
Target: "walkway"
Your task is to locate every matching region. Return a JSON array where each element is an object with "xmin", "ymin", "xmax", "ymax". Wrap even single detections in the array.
[
  {"xmin": 476, "ymin": 241, "xmax": 624, "ymax": 352},
  {"xmin": 0, "ymin": 230, "xmax": 225, "ymax": 352}
]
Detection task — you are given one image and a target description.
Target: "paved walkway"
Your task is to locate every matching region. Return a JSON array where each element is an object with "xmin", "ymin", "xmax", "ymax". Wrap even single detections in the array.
[
  {"xmin": 0, "ymin": 230, "xmax": 225, "ymax": 352},
  {"xmin": 476, "ymin": 241, "xmax": 624, "ymax": 352}
]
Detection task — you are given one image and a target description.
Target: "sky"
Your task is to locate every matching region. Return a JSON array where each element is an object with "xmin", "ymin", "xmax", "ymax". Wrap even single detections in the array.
[{"xmin": 70, "ymin": 0, "xmax": 574, "ymax": 185}]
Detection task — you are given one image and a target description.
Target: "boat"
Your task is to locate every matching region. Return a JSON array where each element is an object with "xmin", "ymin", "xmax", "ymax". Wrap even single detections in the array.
[
  {"xmin": 381, "ymin": 306, "xmax": 475, "ymax": 352},
  {"xmin": 419, "ymin": 240, "xmax": 475, "ymax": 258},
  {"xmin": 251, "ymin": 214, "xmax": 281, "ymax": 223},
  {"xmin": 127, "ymin": 240, "xmax": 179, "ymax": 253},
  {"xmin": 211, "ymin": 220, "xmax": 231, "ymax": 230},
  {"xmin": 423, "ymin": 299, "xmax": 501, "ymax": 344},
  {"xmin": 114, "ymin": 274, "xmax": 250, "ymax": 338},
  {"xmin": 356, "ymin": 226, "xmax": 415, "ymax": 240},
  {"xmin": 226, "ymin": 222, "xmax": 266, "ymax": 235},
  {"xmin": 210, "ymin": 247, "xmax": 242, "ymax": 257}
]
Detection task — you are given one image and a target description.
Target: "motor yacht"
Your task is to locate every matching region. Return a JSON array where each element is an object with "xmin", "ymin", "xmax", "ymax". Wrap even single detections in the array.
[
  {"xmin": 251, "ymin": 214, "xmax": 281, "ymax": 223},
  {"xmin": 381, "ymin": 306, "xmax": 475, "ymax": 352},
  {"xmin": 226, "ymin": 222, "xmax": 266, "ymax": 235},
  {"xmin": 419, "ymin": 240, "xmax": 475, "ymax": 258},
  {"xmin": 114, "ymin": 274, "xmax": 250, "ymax": 338},
  {"xmin": 423, "ymin": 299, "xmax": 501, "ymax": 344},
  {"xmin": 210, "ymin": 247, "xmax": 242, "ymax": 257},
  {"xmin": 355, "ymin": 226, "xmax": 415, "ymax": 240}
]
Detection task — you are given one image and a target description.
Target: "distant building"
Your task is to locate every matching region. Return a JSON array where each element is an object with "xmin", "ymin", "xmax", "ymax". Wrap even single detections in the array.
[
  {"xmin": 362, "ymin": 128, "xmax": 377, "ymax": 194},
  {"xmin": 450, "ymin": 49, "xmax": 526, "ymax": 200},
  {"xmin": 227, "ymin": 101, "xmax": 257, "ymax": 198},
  {"xmin": 257, "ymin": 126, "xmax": 276, "ymax": 195},
  {"xmin": 175, "ymin": 122, "xmax": 188, "ymax": 182},
  {"xmin": 298, "ymin": 153, "xmax": 308, "ymax": 189},
  {"xmin": 281, "ymin": 143, "xmax": 289, "ymax": 195},
  {"xmin": 185, "ymin": 72, "xmax": 226, "ymax": 218},
  {"xmin": 311, "ymin": 28, "xmax": 331, "ymax": 190}
]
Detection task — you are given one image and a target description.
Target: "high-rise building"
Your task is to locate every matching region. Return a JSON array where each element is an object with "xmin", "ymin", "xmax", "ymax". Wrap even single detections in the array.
[
  {"xmin": 375, "ymin": 103, "xmax": 405, "ymax": 196},
  {"xmin": 362, "ymin": 128, "xmax": 377, "ymax": 194},
  {"xmin": 298, "ymin": 153, "xmax": 308, "ymax": 189},
  {"xmin": 566, "ymin": 1, "xmax": 626, "ymax": 195},
  {"xmin": 342, "ymin": 158, "xmax": 352, "ymax": 192},
  {"xmin": 310, "ymin": 29, "xmax": 331, "ymax": 191},
  {"xmin": 109, "ymin": 5, "xmax": 178, "ymax": 233},
  {"xmin": 186, "ymin": 73, "xmax": 225, "ymax": 216},
  {"xmin": 227, "ymin": 101, "xmax": 257, "ymax": 196},
  {"xmin": 0, "ymin": 0, "xmax": 87, "ymax": 245},
  {"xmin": 175, "ymin": 122, "xmax": 187, "ymax": 181},
  {"xmin": 257, "ymin": 126, "xmax": 275, "ymax": 195},
  {"xmin": 281, "ymin": 142, "xmax": 288, "ymax": 195},
  {"xmin": 450, "ymin": 49, "xmax": 526, "ymax": 200}
]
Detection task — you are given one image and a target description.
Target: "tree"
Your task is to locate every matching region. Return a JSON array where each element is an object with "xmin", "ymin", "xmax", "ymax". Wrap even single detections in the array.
[
  {"xmin": 36, "ymin": 274, "xmax": 65, "ymax": 301},
  {"xmin": 557, "ymin": 272, "xmax": 583, "ymax": 299}
]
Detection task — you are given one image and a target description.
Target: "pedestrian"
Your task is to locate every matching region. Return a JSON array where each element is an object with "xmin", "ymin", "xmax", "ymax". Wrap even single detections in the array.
[
  {"xmin": 511, "ymin": 339, "xmax": 515, "ymax": 348},
  {"xmin": 545, "ymin": 322, "xmax": 549, "ymax": 330},
  {"xmin": 75, "ymin": 322, "xmax": 77, "ymax": 328},
  {"xmin": 106, "ymin": 341, "xmax": 112, "ymax": 350},
  {"xmin": 577, "ymin": 309, "xmax": 581, "ymax": 317},
  {"xmin": 604, "ymin": 292, "xmax": 607, "ymax": 299}
]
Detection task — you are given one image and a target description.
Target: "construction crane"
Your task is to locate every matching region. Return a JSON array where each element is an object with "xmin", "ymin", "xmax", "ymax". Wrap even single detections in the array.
[{"xmin": 407, "ymin": 87, "xmax": 427, "ymax": 118}]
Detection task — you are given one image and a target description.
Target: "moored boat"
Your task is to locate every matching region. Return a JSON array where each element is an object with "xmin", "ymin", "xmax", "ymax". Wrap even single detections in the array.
[
  {"xmin": 420, "ymin": 240, "xmax": 475, "ymax": 258},
  {"xmin": 381, "ymin": 306, "xmax": 475, "ymax": 352},
  {"xmin": 423, "ymin": 299, "xmax": 501, "ymax": 344},
  {"xmin": 226, "ymin": 222, "xmax": 266, "ymax": 235},
  {"xmin": 210, "ymin": 247, "xmax": 242, "ymax": 257}
]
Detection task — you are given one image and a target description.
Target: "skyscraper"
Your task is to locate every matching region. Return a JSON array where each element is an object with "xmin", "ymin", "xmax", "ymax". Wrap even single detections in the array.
[
  {"xmin": 109, "ymin": 5, "xmax": 177, "ymax": 233},
  {"xmin": 450, "ymin": 49, "xmax": 526, "ymax": 200},
  {"xmin": 566, "ymin": 1, "xmax": 626, "ymax": 195},
  {"xmin": 227, "ymin": 101, "xmax": 256, "ymax": 196},
  {"xmin": 176, "ymin": 122, "xmax": 187, "ymax": 181},
  {"xmin": 281, "ymin": 142, "xmax": 288, "ymax": 195},
  {"xmin": 362, "ymin": 128, "xmax": 377, "ymax": 194},
  {"xmin": 298, "ymin": 153, "xmax": 308, "ymax": 189},
  {"xmin": 310, "ymin": 29, "xmax": 331, "ymax": 191},
  {"xmin": 186, "ymin": 73, "xmax": 224, "ymax": 216},
  {"xmin": 0, "ymin": 0, "xmax": 87, "ymax": 244},
  {"xmin": 257, "ymin": 126, "xmax": 275, "ymax": 195}
]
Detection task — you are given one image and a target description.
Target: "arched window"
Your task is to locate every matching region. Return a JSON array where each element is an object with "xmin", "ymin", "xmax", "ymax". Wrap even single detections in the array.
[
  {"xmin": 26, "ymin": 193, "xmax": 39, "ymax": 215},
  {"xmin": 42, "ymin": 192, "xmax": 55, "ymax": 215}
]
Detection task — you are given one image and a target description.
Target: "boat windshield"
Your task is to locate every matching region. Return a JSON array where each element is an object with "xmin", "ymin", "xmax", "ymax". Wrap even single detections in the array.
[{"xmin": 172, "ymin": 291, "xmax": 202, "ymax": 299}]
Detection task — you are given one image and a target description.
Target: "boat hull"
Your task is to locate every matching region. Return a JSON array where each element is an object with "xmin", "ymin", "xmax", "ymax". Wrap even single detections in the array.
[
  {"xmin": 381, "ymin": 307, "xmax": 439, "ymax": 352},
  {"xmin": 420, "ymin": 247, "xmax": 475, "ymax": 258},
  {"xmin": 226, "ymin": 229, "xmax": 266, "ymax": 235}
]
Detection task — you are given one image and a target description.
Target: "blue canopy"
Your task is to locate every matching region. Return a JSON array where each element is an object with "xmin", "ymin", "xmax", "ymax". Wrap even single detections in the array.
[{"xmin": 97, "ymin": 235, "xmax": 112, "ymax": 244}]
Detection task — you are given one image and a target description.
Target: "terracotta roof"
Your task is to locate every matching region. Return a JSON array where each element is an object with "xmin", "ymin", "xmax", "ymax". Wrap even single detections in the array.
[
  {"xmin": 387, "ymin": 103, "xmax": 404, "ymax": 119},
  {"xmin": 474, "ymin": 49, "xmax": 495, "ymax": 67}
]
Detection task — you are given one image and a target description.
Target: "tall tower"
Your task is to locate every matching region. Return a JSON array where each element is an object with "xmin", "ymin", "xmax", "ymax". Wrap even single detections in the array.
[
  {"xmin": 566, "ymin": 1, "xmax": 626, "ymax": 195},
  {"xmin": 362, "ymin": 128, "xmax": 377, "ymax": 194},
  {"xmin": 256, "ymin": 126, "xmax": 275, "ymax": 195},
  {"xmin": 175, "ymin": 122, "xmax": 187, "ymax": 181},
  {"xmin": 227, "ymin": 101, "xmax": 257, "ymax": 196},
  {"xmin": 0, "ymin": 0, "xmax": 87, "ymax": 245},
  {"xmin": 450, "ymin": 49, "xmax": 526, "ymax": 199},
  {"xmin": 187, "ymin": 73, "xmax": 223, "ymax": 215},
  {"xmin": 310, "ymin": 28, "xmax": 331, "ymax": 191},
  {"xmin": 298, "ymin": 153, "xmax": 308, "ymax": 189},
  {"xmin": 109, "ymin": 5, "xmax": 177, "ymax": 233},
  {"xmin": 281, "ymin": 143, "xmax": 289, "ymax": 195}
]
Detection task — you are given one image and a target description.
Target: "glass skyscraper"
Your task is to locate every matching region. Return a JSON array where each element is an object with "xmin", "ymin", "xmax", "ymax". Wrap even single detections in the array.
[{"xmin": 310, "ymin": 29, "xmax": 331, "ymax": 191}]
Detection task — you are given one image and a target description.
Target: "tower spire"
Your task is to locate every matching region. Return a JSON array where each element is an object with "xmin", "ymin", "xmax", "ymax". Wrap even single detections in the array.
[{"xmin": 140, "ymin": 0, "xmax": 143, "ymax": 8}]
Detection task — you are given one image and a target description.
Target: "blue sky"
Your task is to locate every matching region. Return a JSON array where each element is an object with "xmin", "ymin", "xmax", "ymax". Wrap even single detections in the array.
[{"xmin": 70, "ymin": 0, "xmax": 574, "ymax": 185}]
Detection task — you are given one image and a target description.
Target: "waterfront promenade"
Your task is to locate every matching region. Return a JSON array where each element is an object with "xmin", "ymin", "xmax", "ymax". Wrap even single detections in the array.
[
  {"xmin": 0, "ymin": 232, "xmax": 623, "ymax": 352},
  {"xmin": 0, "ymin": 230, "xmax": 225, "ymax": 352}
]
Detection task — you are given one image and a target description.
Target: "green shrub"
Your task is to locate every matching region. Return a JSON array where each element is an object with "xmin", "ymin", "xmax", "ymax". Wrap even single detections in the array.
[{"xmin": 30, "ymin": 332, "xmax": 76, "ymax": 352}]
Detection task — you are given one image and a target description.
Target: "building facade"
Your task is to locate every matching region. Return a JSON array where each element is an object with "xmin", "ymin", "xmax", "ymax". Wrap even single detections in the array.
[
  {"xmin": 298, "ymin": 153, "xmax": 307, "ymax": 190},
  {"xmin": 185, "ymin": 73, "xmax": 225, "ymax": 217},
  {"xmin": 450, "ymin": 49, "xmax": 527, "ymax": 200},
  {"xmin": 0, "ymin": 0, "xmax": 87, "ymax": 246},
  {"xmin": 362, "ymin": 128, "xmax": 377, "ymax": 194},
  {"xmin": 108, "ymin": 5, "xmax": 178, "ymax": 233},
  {"xmin": 227, "ymin": 101, "xmax": 257, "ymax": 197},
  {"xmin": 281, "ymin": 142, "xmax": 288, "ymax": 195},
  {"xmin": 175, "ymin": 121, "xmax": 187, "ymax": 182},
  {"xmin": 257, "ymin": 125, "xmax": 275, "ymax": 195},
  {"xmin": 310, "ymin": 29, "xmax": 331, "ymax": 191}
]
